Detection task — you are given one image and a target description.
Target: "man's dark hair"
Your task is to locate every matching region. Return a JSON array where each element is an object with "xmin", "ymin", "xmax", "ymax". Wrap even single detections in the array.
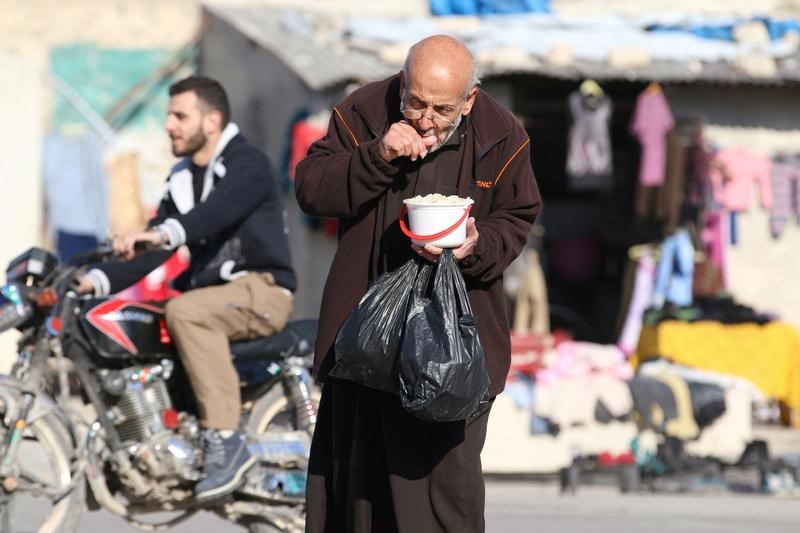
[{"xmin": 169, "ymin": 76, "xmax": 231, "ymax": 127}]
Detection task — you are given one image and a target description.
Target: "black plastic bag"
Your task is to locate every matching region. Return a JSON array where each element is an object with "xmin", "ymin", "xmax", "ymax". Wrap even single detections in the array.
[
  {"xmin": 399, "ymin": 249, "xmax": 490, "ymax": 421},
  {"xmin": 330, "ymin": 257, "xmax": 424, "ymax": 392}
]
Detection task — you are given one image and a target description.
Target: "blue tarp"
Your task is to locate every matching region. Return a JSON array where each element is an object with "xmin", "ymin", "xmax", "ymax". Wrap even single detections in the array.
[
  {"xmin": 430, "ymin": 0, "xmax": 551, "ymax": 16},
  {"xmin": 648, "ymin": 16, "xmax": 800, "ymax": 43}
]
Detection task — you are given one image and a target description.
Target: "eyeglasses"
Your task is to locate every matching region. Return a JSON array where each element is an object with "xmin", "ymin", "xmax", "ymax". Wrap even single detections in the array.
[{"xmin": 400, "ymin": 90, "xmax": 464, "ymax": 128}]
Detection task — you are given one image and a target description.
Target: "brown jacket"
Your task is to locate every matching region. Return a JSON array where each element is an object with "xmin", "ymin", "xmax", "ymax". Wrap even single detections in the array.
[{"xmin": 295, "ymin": 74, "xmax": 541, "ymax": 396}]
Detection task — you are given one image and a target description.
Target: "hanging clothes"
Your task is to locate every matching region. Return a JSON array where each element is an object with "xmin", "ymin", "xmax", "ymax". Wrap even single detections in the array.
[
  {"xmin": 769, "ymin": 161, "xmax": 800, "ymax": 238},
  {"xmin": 652, "ymin": 229, "xmax": 694, "ymax": 308},
  {"xmin": 617, "ymin": 250, "xmax": 657, "ymax": 356},
  {"xmin": 512, "ymin": 249, "xmax": 550, "ymax": 335},
  {"xmin": 630, "ymin": 85, "xmax": 675, "ymax": 187},
  {"xmin": 288, "ymin": 112, "xmax": 328, "ymax": 181},
  {"xmin": 658, "ymin": 131, "xmax": 687, "ymax": 232},
  {"xmin": 692, "ymin": 256, "xmax": 725, "ymax": 298},
  {"xmin": 699, "ymin": 211, "xmax": 728, "ymax": 288},
  {"xmin": 43, "ymin": 128, "xmax": 109, "ymax": 249},
  {"xmin": 685, "ymin": 126, "xmax": 714, "ymax": 209},
  {"xmin": 709, "ymin": 147, "xmax": 772, "ymax": 212},
  {"xmin": 634, "ymin": 131, "xmax": 688, "ymax": 223},
  {"xmin": 565, "ymin": 88, "xmax": 613, "ymax": 190}
]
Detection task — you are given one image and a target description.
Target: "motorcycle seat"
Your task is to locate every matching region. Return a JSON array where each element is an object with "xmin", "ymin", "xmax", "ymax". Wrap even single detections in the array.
[{"xmin": 230, "ymin": 318, "xmax": 317, "ymax": 361}]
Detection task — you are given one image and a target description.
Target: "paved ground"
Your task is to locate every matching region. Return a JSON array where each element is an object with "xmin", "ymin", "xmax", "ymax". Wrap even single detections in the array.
[{"xmin": 27, "ymin": 480, "xmax": 795, "ymax": 532}]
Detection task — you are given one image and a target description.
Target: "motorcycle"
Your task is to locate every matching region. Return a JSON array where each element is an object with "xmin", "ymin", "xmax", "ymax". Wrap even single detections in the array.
[{"xmin": 0, "ymin": 245, "xmax": 318, "ymax": 532}]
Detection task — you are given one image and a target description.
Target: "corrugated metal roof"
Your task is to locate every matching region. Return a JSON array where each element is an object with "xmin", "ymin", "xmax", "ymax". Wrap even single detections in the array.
[
  {"xmin": 206, "ymin": 5, "xmax": 394, "ymax": 90},
  {"xmin": 206, "ymin": 5, "xmax": 800, "ymax": 89},
  {"xmin": 487, "ymin": 59, "xmax": 800, "ymax": 86}
]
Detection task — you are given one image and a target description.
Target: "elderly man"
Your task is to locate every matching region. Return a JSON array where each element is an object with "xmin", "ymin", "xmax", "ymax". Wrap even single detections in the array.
[{"xmin": 295, "ymin": 36, "xmax": 541, "ymax": 532}]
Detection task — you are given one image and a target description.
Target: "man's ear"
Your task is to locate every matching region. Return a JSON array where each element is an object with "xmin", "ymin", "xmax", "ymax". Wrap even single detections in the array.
[
  {"xmin": 462, "ymin": 87, "xmax": 478, "ymax": 116},
  {"xmin": 204, "ymin": 109, "xmax": 223, "ymax": 134}
]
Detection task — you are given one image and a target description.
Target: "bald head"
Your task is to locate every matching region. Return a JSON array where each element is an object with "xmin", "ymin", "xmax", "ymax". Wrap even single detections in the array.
[
  {"xmin": 399, "ymin": 35, "xmax": 480, "ymax": 152},
  {"xmin": 403, "ymin": 35, "xmax": 479, "ymax": 96}
]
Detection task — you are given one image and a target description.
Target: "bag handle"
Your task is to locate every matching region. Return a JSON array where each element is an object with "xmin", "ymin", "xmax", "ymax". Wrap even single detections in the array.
[{"xmin": 399, "ymin": 204, "xmax": 472, "ymax": 242}]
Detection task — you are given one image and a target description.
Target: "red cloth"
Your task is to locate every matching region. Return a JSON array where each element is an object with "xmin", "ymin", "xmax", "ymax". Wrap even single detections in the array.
[
  {"xmin": 509, "ymin": 330, "xmax": 571, "ymax": 376},
  {"xmin": 288, "ymin": 121, "xmax": 326, "ymax": 181}
]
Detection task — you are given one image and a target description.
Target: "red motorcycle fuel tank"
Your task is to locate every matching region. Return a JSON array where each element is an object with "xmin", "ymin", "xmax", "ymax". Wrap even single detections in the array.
[{"xmin": 79, "ymin": 298, "xmax": 174, "ymax": 364}]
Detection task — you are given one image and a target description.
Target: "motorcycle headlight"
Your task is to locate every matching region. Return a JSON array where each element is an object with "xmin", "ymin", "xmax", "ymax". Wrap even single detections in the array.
[{"xmin": 0, "ymin": 283, "xmax": 32, "ymax": 333}]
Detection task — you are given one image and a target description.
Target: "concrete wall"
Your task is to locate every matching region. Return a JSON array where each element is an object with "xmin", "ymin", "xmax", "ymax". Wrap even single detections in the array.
[
  {"xmin": 200, "ymin": 13, "xmax": 340, "ymax": 320},
  {"xmin": 0, "ymin": 57, "xmax": 44, "ymax": 371},
  {"xmin": 666, "ymin": 84, "xmax": 800, "ymax": 328}
]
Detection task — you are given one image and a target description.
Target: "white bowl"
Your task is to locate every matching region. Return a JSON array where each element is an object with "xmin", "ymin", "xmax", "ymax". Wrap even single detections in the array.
[{"xmin": 402, "ymin": 198, "xmax": 474, "ymax": 248}]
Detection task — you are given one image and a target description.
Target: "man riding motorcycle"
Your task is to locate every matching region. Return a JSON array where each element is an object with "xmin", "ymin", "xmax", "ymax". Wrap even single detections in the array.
[{"xmin": 76, "ymin": 75, "xmax": 297, "ymax": 501}]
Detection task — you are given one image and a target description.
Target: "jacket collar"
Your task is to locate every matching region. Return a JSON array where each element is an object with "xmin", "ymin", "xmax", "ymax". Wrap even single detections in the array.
[
  {"xmin": 352, "ymin": 74, "xmax": 512, "ymax": 162},
  {"xmin": 167, "ymin": 122, "xmax": 240, "ymax": 214},
  {"xmin": 199, "ymin": 122, "xmax": 239, "ymax": 200}
]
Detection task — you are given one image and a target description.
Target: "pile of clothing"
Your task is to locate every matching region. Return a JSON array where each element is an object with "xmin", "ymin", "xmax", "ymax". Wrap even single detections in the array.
[{"xmin": 490, "ymin": 333, "xmax": 756, "ymax": 474}]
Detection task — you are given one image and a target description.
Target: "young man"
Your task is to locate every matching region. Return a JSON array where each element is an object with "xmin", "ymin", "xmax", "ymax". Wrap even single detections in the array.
[
  {"xmin": 295, "ymin": 36, "xmax": 541, "ymax": 531},
  {"xmin": 77, "ymin": 76, "xmax": 296, "ymax": 500}
]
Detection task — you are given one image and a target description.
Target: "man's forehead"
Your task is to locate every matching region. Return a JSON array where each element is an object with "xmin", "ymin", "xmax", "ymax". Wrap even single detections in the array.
[
  {"xmin": 169, "ymin": 91, "xmax": 200, "ymax": 110},
  {"xmin": 405, "ymin": 75, "xmax": 465, "ymax": 102},
  {"xmin": 406, "ymin": 61, "xmax": 469, "ymax": 97}
]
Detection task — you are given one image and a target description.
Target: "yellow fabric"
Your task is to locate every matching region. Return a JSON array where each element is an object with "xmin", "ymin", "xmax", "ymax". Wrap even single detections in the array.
[
  {"xmin": 636, "ymin": 321, "xmax": 800, "ymax": 428},
  {"xmin": 653, "ymin": 372, "xmax": 699, "ymax": 440}
]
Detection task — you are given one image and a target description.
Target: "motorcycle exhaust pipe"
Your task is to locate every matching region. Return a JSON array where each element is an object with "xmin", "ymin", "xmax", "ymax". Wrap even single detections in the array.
[{"xmin": 83, "ymin": 420, "xmax": 130, "ymax": 518}]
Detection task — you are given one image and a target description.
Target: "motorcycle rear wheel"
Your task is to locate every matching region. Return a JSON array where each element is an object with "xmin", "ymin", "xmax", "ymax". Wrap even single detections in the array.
[
  {"xmin": 0, "ymin": 411, "xmax": 83, "ymax": 533},
  {"xmin": 242, "ymin": 385, "xmax": 320, "ymax": 533}
]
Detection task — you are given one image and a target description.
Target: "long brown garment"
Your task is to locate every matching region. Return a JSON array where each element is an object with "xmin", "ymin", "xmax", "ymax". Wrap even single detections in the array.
[
  {"xmin": 306, "ymin": 380, "xmax": 491, "ymax": 533},
  {"xmin": 296, "ymin": 73, "xmax": 540, "ymax": 532}
]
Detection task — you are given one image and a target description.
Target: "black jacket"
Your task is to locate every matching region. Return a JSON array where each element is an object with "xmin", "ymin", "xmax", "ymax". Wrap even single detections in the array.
[{"xmin": 90, "ymin": 125, "xmax": 296, "ymax": 295}]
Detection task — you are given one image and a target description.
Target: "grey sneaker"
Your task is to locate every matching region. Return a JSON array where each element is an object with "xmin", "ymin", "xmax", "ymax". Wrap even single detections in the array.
[{"xmin": 195, "ymin": 429, "xmax": 256, "ymax": 501}]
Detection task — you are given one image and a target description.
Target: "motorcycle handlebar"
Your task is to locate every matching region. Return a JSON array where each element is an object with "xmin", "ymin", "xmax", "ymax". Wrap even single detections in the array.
[
  {"xmin": 65, "ymin": 240, "xmax": 155, "ymax": 267},
  {"xmin": 65, "ymin": 244, "xmax": 116, "ymax": 267}
]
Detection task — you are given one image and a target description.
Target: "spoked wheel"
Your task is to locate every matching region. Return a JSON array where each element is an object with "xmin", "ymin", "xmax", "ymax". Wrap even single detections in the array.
[
  {"xmin": 248, "ymin": 387, "xmax": 319, "ymax": 436},
  {"xmin": 0, "ymin": 412, "xmax": 83, "ymax": 533},
  {"xmin": 240, "ymin": 386, "xmax": 321, "ymax": 533}
]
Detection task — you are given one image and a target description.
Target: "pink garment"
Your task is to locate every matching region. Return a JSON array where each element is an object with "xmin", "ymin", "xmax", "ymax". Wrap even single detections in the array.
[
  {"xmin": 536, "ymin": 341, "xmax": 632, "ymax": 386},
  {"xmin": 709, "ymin": 147, "xmax": 773, "ymax": 211},
  {"xmin": 630, "ymin": 89, "xmax": 675, "ymax": 186},
  {"xmin": 617, "ymin": 253, "xmax": 656, "ymax": 356},
  {"xmin": 700, "ymin": 211, "xmax": 728, "ymax": 288}
]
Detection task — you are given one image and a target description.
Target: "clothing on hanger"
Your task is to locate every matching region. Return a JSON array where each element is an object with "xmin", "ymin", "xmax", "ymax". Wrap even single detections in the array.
[
  {"xmin": 513, "ymin": 249, "xmax": 550, "ymax": 336},
  {"xmin": 579, "ymin": 79, "xmax": 604, "ymax": 100},
  {"xmin": 769, "ymin": 161, "xmax": 800, "ymax": 238},
  {"xmin": 617, "ymin": 248, "xmax": 657, "ymax": 356},
  {"xmin": 43, "ymin": 127, "xmax": 109, "ymax": 242},
  {"xmin": 709, "ymin": 147, "xmax": 772, "ymax": 212},
  {"xmin": 645, "ymin": 81, "xmax": 663, "ymax": 95},
  {"xmin": 630, "ymin": 85, "xmax": 675, "ymax": 187},
  {"xmin": 566, "ymin": 84, "xmax": 613, "ymax": 190},
  {"xmin": 652, "ymin": 229, "xmax": 694, "ymax": 308}
]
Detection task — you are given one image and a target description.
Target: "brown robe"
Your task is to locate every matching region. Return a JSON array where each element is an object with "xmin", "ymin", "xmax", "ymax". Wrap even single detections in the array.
[{"xmin": 295, "ymin": 73, "xmax": 541, "ymax": 532}]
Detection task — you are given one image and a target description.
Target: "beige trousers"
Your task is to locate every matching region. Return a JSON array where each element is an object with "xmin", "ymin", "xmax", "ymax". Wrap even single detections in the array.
[
  {"xmin": 513, "ymin": 249, "xmax": 550, "ymax": 335},
  {"xmin": 165, "ymin": 273, "xmax": 293, "ymax": 430}
]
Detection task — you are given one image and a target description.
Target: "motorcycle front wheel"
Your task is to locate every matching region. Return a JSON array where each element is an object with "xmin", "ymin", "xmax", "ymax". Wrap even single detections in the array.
[{"xmin": 0, "ymin": 410, "xmax": 84, "ymax": 533}]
